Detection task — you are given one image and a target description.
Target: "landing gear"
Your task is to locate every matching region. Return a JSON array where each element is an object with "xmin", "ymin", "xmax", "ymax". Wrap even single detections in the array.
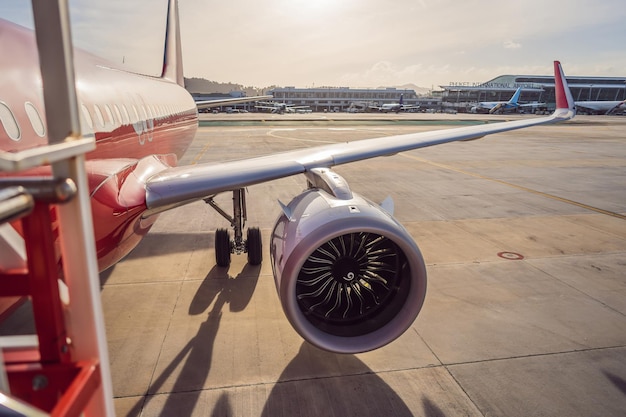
[
  {"xmin": 205, "ymin": 189, "xmax": 263, "ymax": 267},
  {"xmin": 215, "ymin": 228, "xmax": 231, "ymax": 267},
  {"xmin": 246, "ymin": 227, "xmax": 262, "ymax": 265}
]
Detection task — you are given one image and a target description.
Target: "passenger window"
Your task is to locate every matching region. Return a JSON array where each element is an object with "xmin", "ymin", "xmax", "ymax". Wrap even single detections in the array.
[
  {"xmin": 131, "ymin": 105, "xmax": 139, "ymax": 123},
  {"xmin": 93, "ymin": 104, "xmax": 105, "ymax": 128},
  {"xmin": 120, "ymin": 105, "xmax": 130, "ymax": 124},
  {"xmin": 81, "ymin": 104, "xmax": 94, "ymax": 129},
  {"xmin": 0, "ymin": 102, "xmax": 21, "ymax": 141},
  {"xmin": 113, "ymin": 104, "xmax": 123, "ymax": 125},
  {"xmin": 104, "ymin": 104, "xmax": 115, "ymax": 125},
  {"xmin": 24, "ymin": 102, "xmax": 46, "ymax": 137}
]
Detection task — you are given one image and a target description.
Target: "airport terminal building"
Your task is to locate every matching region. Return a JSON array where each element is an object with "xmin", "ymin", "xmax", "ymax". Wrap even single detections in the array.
[
  {"xmin": 267, "ymin": 87, "xmax": 440, "ymax": 112},
  {"xmin": 197, "ymin": 73, "xmax": 625, "ymax": 114},
  {"xmin": 441, "ymin": 73, "xmax": 626, "ymax": 113},
  {"xmin": 266, "ymin": 73, "xmax": 625, "ymax": 113}
]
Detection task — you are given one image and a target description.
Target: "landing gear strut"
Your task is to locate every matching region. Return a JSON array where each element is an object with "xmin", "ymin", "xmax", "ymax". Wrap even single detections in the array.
[{"xmin": 205, "ymin": 188, "xmax": 262, "ymax": 267}]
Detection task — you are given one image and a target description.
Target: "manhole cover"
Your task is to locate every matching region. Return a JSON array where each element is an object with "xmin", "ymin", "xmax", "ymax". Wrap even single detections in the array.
[{"xmin": 497, "ymin": 251, "xmax": 525, "ymax": 260}]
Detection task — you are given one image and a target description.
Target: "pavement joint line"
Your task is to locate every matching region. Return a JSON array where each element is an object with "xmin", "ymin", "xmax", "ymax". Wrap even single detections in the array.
[
  {"xmin": 525, "ymin": 260, "xmax": 626, "ymax": 318},
  {"xmin": 266, "ymin": 129, "xmax": 337, "ymax": 144},
  {"xmin": 114, "ymin": 344, "xmax": 626, "ymax": 400},
  {"xmin": 400, "ymin": 153, "xmax": 626, "ymax": 221},
  {"xmin": 440, "ymin": 344, "xmax": 626, "ymax": 368}
]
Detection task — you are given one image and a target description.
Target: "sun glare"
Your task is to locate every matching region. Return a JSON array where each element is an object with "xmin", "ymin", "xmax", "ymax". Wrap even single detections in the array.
[{"xmin": 283, "ymin": 0, "xmax": 342, "ymax": 21}]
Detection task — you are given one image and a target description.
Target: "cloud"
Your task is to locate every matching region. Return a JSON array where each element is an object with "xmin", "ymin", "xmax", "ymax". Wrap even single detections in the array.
[
  {"xmin": 503, "ymin": 40, "xmax": 522, "ymax": 49},
  {"xmin": 339, "ymin": 61, "xmax": 454, "ymax": 88}
]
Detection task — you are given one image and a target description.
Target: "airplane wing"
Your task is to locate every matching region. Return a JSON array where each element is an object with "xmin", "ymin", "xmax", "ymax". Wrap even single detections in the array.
[
  {"xmin": 575, "ymin": 100, "xmax": 626, "ymax": 114},
  {"xmin": 145, "ymin": 61, "xmax": 575, "ymax": 213},
  {"xmin": 605, "ymin": 100, "xmax": 626, "ymax": 114},
  {"xmin": 488, "ymin": 103, "xmax": 505, "ymax": 113},
  {"xmin": 519, "ymin": 102, "xmax": 546, "ymax": 108},
  {"xmin": 195, "ymin": 95, "xmax": 272, "ymax": 109}
]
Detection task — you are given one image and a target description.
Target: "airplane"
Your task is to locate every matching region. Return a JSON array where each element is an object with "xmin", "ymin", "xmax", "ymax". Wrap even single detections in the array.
[
  {"xmin": 195, "ymin": 94, "xmax": 274, "ymax": 111},
  {"xmin": 255, "ymin": 101, "xmax": 311, "ymax": 114},
  {"xmin": 0, "ymin": 0, "xmax": 576, "ymax": 355},
  {"xmin": 574, "ymin": 99, "xmax": 626, "ymax": 115},
  {"xmin": 346, "ymin": 101, "xmax": 375, "ymax": 113},
  {"xmin": 470, "ymin": 87, "xmax": 545, "ymax": 114},
  {"xmin": 371, "ymin": 94, "xmax": 420, "ymax": 113}
]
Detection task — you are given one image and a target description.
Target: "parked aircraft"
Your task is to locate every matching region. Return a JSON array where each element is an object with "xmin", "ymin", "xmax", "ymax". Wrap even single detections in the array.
[
  {"xmin": 471, "ymin": 87, "xmax": 545, "ymax": 114},
  {"xmin": 0, "ymin": 0, "xmax": 576, "ymax": 354},
  {"xmin": 195, "ymin": 95, "xmax": 273, "ymax": 110},
  {"xmin": 575, "ymin": 100, "xmax": 626, "ymax": 115},
  {"xmin": 346, "ymin": 101, "xmax": 375, "ymax": 113},
  {"xmin": 255, "ymin": 101, "xmax": 311, "ymax": 114},
  {"xmin": 371, "ymin": 94, "xmax": 420, "ymax": 113}
]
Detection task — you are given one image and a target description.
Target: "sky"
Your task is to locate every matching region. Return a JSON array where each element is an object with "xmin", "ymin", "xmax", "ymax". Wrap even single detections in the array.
[{"xmin": 2, "ymin": 0, "xmax": 626, "ymax": 90}]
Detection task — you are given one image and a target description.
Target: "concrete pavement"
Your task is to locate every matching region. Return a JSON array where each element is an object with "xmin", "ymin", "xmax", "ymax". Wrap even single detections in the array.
[{"xmin": 5, "ymin": 113, "xmax": 626, "ymax": 416}]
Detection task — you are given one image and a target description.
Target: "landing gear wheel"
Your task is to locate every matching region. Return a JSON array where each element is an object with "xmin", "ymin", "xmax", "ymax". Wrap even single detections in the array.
[
  {"xmin": 246, "ymin": 227, "xmax": 263, "ymax": 265},
  {"xmin": 215, "ymin": 228, "xmax": 231, "ymax": 267}
]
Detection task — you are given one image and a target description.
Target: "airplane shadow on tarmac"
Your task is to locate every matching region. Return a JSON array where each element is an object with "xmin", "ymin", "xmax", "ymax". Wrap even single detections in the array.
[
  {"xmin": 99, "ymin": 232, "xmax": 213, "ymax": 286},
  {"xmin": 203, "ymin": 344, "xmax": 449, "ymax": 417},
  {"xmin": 125, "ymin": 262, "xmax": 447, "ymax": 417},
  {"xmin": 125, "ymin": 262, "xmax": 259, "ymax": 417},
  {"xmin": 231, "ymin": 343, "xmax": 446, "ymax": 417}
]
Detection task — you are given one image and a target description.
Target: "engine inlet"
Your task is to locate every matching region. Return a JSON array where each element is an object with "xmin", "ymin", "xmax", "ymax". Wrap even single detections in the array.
[{"xmin": 296, "ymin": 232, "xmax": 410, "ymax": 337}]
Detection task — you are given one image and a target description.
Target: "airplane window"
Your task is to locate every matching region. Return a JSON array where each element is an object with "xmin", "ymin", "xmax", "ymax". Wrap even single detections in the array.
[
  {"xmin": 112, "ymin": 104, "xmax": 123, "ymax": 125},
  {"xmin": 24, "ymin": 102, "xmax": 46, "ymax": 137},
  {"xmin": 81, "ymin": 104, "xmax": 93, "ymax": 129},
  {"xmin": 93, "ymin": 104, "xmax": 105, "ymax": 128},
  {"xmin": 104, "ymin": 104, "xmax": 115, "ymax": 125},
  {"xmin": 131, "ymin": 105, "xmax": 139, "ymax": 123},
  {"xmin": 0, "ymin": 102, "xmax": 21, "ymax": 141},
  {"xmin": 120, "ymin": 105, "xmax": 130, "ymax": 124}
]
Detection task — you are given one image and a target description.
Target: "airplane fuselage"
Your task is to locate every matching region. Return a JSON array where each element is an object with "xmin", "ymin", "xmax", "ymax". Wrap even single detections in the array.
[{"xmin": 1, "ymin": 18, "xmax": 198, "ymax": 270}]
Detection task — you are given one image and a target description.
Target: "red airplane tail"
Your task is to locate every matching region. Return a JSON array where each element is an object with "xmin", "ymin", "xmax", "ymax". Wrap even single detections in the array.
[{"xmin": 554, "ymin": 60, "xmax": 575, "ymax": 113}]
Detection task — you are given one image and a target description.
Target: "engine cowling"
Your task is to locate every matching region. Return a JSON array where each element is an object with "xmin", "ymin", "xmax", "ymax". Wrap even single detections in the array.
[{"xmin": 270, "ymin": 189, "xmax": 427, "ymax": 354}]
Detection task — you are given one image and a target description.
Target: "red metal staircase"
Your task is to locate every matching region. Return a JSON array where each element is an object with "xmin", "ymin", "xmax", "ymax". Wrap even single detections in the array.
[{"xmin": 0, "ymin": 1, "xmax": 114, "ymax": 415}]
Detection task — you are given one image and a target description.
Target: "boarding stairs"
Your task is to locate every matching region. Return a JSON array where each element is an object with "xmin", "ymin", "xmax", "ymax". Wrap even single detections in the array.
[{"xmin": 0, "ymin": 1, "xmax": 114, "ymax": 416}]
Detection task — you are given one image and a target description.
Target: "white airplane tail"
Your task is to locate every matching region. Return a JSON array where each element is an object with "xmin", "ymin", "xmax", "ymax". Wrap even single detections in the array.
[{"xmin": 161, "ymin": 0, "xmax": 184, "ymax": 86}]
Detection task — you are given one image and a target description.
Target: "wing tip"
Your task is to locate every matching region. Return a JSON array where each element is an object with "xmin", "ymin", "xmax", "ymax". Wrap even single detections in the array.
[{"xmin": 554, "ymin": 60, "xmax": 575, "ymax": 112}]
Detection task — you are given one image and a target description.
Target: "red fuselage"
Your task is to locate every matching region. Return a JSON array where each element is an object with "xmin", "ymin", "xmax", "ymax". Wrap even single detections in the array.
[{"xmin": 0, "ymin": 19, "xmax": 198, "ymax": 270}]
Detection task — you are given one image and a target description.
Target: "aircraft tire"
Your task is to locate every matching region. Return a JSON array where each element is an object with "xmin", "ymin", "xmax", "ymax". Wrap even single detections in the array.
[
  {"xmin": 247, "ymin": 227, "xmax": 263, "ymax": 265},
  {"xmin": 215, "ymin": 228, "xmax": 231, "ymax": 267}
]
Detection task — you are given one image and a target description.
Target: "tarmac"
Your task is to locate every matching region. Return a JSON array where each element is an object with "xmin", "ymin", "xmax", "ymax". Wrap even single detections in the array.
[{"xmin": 6, "ymin": 113, "xmax": 626, "ymax": 416}]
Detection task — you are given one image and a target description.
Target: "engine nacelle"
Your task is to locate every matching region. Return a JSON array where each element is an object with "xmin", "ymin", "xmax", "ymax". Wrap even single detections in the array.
[{"xmin": 270, "ymin": 189, "xmax": 427, "ymax": 353}]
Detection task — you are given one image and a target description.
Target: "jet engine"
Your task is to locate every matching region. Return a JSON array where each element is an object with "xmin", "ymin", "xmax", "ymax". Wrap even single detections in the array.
[{"xmin": 270, "ymin": 170, "xmax": 427, "ymax": 354}]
